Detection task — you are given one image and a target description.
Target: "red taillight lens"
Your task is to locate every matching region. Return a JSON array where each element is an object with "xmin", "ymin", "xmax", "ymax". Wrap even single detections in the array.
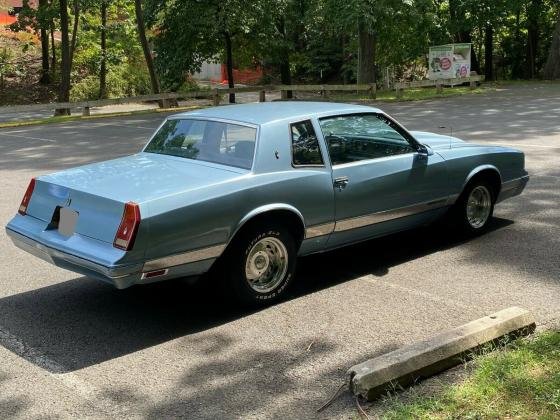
[
  {"xmin": 18, "ymin": 178, "xmax": 36, "ymax": 215},
  {"xmin": 113, "ymin": 202, "xmax": 141, "ymax": 251}
]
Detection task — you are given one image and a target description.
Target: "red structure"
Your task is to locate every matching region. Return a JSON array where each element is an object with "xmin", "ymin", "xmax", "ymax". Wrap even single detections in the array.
[
  {"xmin": 220, "ymin": 64, "xmax": 263, "ymax": 85},
  {"xmin": 0, "ymin": 0, "xmax": 37, "ymax": 26}
]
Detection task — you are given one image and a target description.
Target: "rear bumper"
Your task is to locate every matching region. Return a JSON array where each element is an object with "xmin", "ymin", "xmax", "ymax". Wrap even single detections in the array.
[
  {"xmin": 6, "ymin": 214, "xmax": 219, "ymax": 289},
  {"xmin": 6, "ymin": 227, "xmax": 143, "ymax": 289},
  {"xmin": 497, "ymin": 174, "xmax": 529, "ymax": 203}
]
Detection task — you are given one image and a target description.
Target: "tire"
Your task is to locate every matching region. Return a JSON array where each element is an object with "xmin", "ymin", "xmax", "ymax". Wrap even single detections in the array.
[
  {"xmin": 224, "ymin": 222, "xmax": 297, "ymax": 305},
  {"xmin": 453, "ymin": 179, "xmax": 496, "ymax": 234}
]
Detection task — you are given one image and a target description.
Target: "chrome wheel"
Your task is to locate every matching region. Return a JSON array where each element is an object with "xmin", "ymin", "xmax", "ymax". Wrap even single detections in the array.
[
  {"xmin": 245, "ymin": 237, "xmax": 288, "ymax": 293},
  {"xmin": 466, "ymin": 185, "xmax": 492, "ymax": 229}
]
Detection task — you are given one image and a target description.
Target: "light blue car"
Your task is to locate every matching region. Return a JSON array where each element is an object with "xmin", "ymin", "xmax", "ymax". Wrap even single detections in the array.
[{"xmin": 6, "ymin": 102, "xmax": 528, "ymax": 304}]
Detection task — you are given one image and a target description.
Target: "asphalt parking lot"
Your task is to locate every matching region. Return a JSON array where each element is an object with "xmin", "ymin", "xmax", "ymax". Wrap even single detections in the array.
[{"xmin": 0, "ymin": 84, "xmax": 559, "ymax": 419}]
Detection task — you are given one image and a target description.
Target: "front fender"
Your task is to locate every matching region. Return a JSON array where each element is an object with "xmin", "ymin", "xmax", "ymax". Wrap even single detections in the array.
[{"xmin": 462, "ymin": 164, "xmax": 502, "ymax": 190}]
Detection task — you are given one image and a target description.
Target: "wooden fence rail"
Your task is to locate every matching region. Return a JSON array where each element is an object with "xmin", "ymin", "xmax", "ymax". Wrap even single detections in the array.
[
  {"xmin": 0, "ymin": 77, "xmax": 483, "ymax": 118},
  {"xmin": 393, "ymin": 75, "xmax": 485, "ymax": 98}
]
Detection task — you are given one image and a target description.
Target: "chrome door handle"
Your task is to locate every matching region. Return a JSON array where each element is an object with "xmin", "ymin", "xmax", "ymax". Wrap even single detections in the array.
[{"xmin": 333, "ymin": 176, "xmax": 349, "ymax": 191}]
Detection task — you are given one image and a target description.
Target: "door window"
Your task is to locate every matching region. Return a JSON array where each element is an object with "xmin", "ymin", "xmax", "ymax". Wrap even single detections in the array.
[{"xmin": 318, "ymin": 114, "xmax": 415, "ymax": 165}]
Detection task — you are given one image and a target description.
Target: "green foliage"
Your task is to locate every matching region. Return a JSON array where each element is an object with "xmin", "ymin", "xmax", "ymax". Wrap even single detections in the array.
[
  {"xmin": 69, "ymin": 0, "xmax": 151, "ymax": 99},
  {"xmin": 146, "ymin": 0, "xmax": 263, "ymax": 89},
  {"xmin": 380, "ymin": 331, "xmax": 560, "ymax": 419},
  {"xmin": 6, "ymin": 0, "xmax": 560, "ymax": 105}
]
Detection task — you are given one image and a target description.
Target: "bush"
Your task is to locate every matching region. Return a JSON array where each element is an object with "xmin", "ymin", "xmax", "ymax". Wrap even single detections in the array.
[{"xmin": 70, "ymin": 62, "xmax": 152, "ymax": 101}]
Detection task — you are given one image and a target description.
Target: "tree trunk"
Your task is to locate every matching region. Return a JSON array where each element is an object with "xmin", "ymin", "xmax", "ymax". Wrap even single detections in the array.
[
  {"xmin": 50, "ymin": 23, "xmax": 56, "ymax": 78},
  {"xmin": 38, "ymin": 0, "xmax": 50, "ymax": 84},
  {"xmin": 275, "ymin": 16, "xmax": 292, "ymax": 98},
  {"xmin": 134, "ymin": 0, "xmax": 160, "ymax": 96},
  {"xmin": 526, "ymin": 0, "xmax": 541, "ymax": 79},
  {"xmin": 55, "ymin": 0, "xmax": 71, "ymax": 115},
  {"xmin": 224, "ymin": 31, "xmax": 235, "ymax": 104},
  {"xmin": 69, "ymin": 0, "xmax": 80, "ymax": 68},
  {"xmin": 512, "ymin": 9, "xmax": 523, "ymax": 79},
  {"xmin": 357, "ymin": 21, "xmax": 376, "ymax": 84},
  {"xmin": 99, "ymin": 0, "xmax": 107, "ymax": 99},
  {"xmin": 544, "ymin": 12, "xmax": 560, "ymax": 79},
  {"xmin": 484, "ymin": 25, "xmax": 493, "ymax": 81}
]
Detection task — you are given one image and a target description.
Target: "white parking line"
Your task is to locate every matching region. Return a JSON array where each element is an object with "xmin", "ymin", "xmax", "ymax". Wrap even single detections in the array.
[
  {"xmin": 366, "ymin": 275, "xmax": 483, "ymax": 311},
  {"xmin": 0, "ymin": 132, "xmax": 56, "ymax": 142}
]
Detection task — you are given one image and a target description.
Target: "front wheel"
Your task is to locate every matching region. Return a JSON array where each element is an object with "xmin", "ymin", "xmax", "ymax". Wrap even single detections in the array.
[
  {"xmin": 225, "ymin": 223, "xmax": 297, "ymax": 305},
  {"xmin": 453, "ymin": 180, "xmax": 495, "ymax": 234}
]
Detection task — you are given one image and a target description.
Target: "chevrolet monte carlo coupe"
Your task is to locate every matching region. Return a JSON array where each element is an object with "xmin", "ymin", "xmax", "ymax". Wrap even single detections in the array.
[{"xmin": 6, "ymin": 102, "xmax": 528, "ymax": 304}]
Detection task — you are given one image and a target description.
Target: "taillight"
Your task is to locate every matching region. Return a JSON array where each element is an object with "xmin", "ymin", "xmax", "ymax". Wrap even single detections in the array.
[
  {"xmin": 18, "ymin": 178, "xmax": 36, "ymax": 215},
  {"xmin": 113, "ymin": 202, "xmax": 141, "ymax": 251}
]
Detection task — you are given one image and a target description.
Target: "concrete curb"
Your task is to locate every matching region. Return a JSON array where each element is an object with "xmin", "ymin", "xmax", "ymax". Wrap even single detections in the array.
[{"xmin": 347, "ymin": 306, "xmax": 536, "ymax": 400}]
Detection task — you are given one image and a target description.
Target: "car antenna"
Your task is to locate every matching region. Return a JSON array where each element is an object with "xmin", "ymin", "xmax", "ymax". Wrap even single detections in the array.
[{"xmin": 438, "ymin": 125, "xmax": 453, "ymax": 148}]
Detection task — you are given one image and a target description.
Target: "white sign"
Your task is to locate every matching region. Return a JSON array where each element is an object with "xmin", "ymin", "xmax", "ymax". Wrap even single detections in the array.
[{"xmin": 429, "ymin": 44, "xmax": 471, "ymax": 80}]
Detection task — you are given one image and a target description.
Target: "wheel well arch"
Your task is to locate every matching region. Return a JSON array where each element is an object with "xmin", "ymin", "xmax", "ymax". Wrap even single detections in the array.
[
  {"xmin": 225, "ymin": 205, "xmax": 306, "ymax": 252},
  {"xmin": 463, "ymin": 166, "xmax": 502, "ymax": 199}
]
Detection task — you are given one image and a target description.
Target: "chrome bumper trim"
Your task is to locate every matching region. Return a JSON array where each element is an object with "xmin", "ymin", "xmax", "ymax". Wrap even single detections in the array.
[
  {"xmin": 305, "ymin": 222, "xmax": 335, "ymax": 239},
  {"xmin": 5, "ymin": 228, "xmax": 140, "ymax": 280},
  {"xmin": 143, "ymin": 243, "xmax": 226, "ymax": 272},
  {"xmin": 334, "ymin": 197, "xmax": 449, "ymax": 233}
]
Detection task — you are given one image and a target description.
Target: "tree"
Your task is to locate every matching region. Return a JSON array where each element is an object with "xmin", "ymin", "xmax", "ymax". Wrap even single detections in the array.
[
  {"xmin": 55, "ymin": 0, "xmax": 72, "ymax": 115},
  {"xmin": 449, "ymin": 0, "xmax": 480, "ymax": 74},
  {"xmin": 135, "ymin": 0, "xmax": 160, "ymax": 95},
  {"xmin": 148, "ymin": 0, "xmax": 260, "ymax": 100},
  {"xmin": 98, "ymin": 0, "xmax": 107, "ymax": 98},
  {"xmin": 544, "ymin": 9, "xmax": 560, "ymax": 79},
  {"xmin": 9, "ymin": 0, "xmax": 53, "ymax": 84},
  {"xmin": 38, "ymin": 0, "xmax": 50, "ymax": 83}
]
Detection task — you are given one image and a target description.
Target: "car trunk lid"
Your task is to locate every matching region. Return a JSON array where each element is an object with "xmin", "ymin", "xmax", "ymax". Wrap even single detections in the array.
[{"xmin": 26, "ymin": 153, "xmax": 246, "ymax": 243}]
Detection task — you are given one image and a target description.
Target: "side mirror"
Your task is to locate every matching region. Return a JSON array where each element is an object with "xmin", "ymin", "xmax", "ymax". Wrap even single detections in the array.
[{"xmin": 417, "ymin": 144, "xmax": 434, "ymax": 156}]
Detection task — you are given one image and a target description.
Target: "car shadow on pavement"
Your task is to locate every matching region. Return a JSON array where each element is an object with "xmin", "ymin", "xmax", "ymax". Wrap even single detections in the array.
[{"xmin": 0, "ymin": 218, "xmax": 512, "ymax": 373}]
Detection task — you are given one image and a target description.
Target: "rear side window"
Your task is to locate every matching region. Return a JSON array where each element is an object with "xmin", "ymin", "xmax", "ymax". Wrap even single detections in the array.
[
  {"xmin": 144, "ymin": 119, "xmax": 256, "ymax": 169},
  {"xmin": 291, "ymin": 120, "xmax": 324, "ymax": 166}
]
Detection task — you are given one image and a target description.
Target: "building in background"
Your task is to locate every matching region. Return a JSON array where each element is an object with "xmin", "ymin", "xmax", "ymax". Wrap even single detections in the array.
[
  {"xmin": 192, "ymin": 60, "xmax": 263, "ymax": 85},
  {"xmin": 0, "ymin": 0, "xmax": 21, "ymax": 26}
]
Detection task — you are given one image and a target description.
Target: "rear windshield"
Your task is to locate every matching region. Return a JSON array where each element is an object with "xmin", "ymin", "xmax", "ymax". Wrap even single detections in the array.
[{"xmin": 144, "ymin": 118, "xmax": 257, "ymax": 169}]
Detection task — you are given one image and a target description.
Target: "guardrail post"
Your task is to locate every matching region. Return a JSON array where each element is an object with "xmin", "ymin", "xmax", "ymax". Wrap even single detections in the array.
[
  {"xmin": 280, "ymin": 89, "xmax": 288, "ymax": 100},
  {"xmin": 469, "ymin": 79, "xmax": 476, "ymax": 90},
  {"xmin": 259, "ymin": 90, "xmax": 266, "ymax": 102},
  {"xmin": 436, "ymin": 80, "xmax": 443, "ymax": 94},
  {"xmin": 82, "ymin": 106, "xmax": 90, "ymax": 116},
  {"xmin": 212, "ymin": 89, "xmax": 221, "ymax": 106},
  {"xmin": 396, "ymin": 87, "xmax": 403, "ymax": 100}
]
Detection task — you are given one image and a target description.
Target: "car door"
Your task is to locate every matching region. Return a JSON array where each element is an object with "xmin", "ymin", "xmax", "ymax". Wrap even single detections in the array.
[{"xmin": 317, "ymin": 113, "xmax": 450, "ymax": 247}]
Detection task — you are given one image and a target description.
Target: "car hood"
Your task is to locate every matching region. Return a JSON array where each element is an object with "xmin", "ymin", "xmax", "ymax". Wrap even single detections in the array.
[
  {"xmin": 40, "ymin": 152, "xmax": 247, "ymax": 204},
  {"xmin": 410, "ymin": 131, "xmax": 466, "ymax": 150}
]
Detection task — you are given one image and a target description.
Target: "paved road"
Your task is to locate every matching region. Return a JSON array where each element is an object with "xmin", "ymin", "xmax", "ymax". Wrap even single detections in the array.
[{"xmin": 0, "ymin": 84, "xmax": 559, "ymax": 419}]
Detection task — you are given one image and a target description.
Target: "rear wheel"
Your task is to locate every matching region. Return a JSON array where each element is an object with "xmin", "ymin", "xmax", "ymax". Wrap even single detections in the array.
[
  {"xmin": 225, "ymin": 223, "xmax": 296, "ymax": 305},
  {"xmin": 454, "ymin": 180, "xmax": 495, "ymax": 234}
]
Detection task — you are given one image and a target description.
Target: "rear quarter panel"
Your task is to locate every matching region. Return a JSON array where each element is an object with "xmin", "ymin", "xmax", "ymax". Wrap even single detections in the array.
[{"xmin": 142, "ymin": 121, "xmax": 335, "ymax": 261}]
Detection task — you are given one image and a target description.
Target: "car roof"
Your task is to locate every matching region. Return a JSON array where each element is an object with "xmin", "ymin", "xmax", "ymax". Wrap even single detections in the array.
[{"xmin": 171, "ymin": 101, "xmax": 383, "ymax": 126}]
